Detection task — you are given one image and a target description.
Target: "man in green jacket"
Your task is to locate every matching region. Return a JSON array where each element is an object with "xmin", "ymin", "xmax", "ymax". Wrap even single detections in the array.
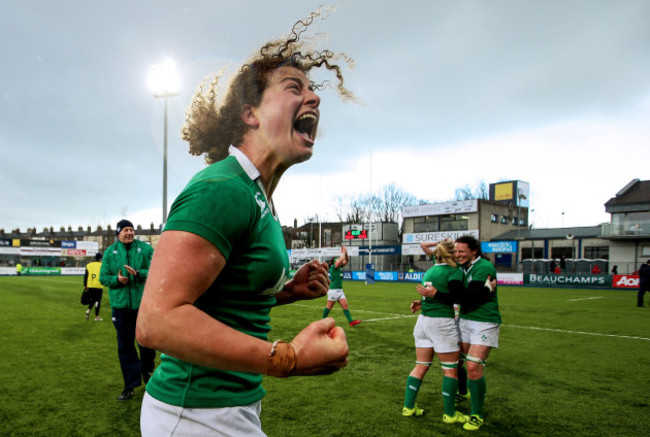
[{"xmin": 100, "ymin": 219, "xmax": 155, "ymax": 401}]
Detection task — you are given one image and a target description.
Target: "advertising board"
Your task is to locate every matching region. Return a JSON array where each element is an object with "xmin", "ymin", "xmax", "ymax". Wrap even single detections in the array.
[
  {"xmin": 612, "ymin": 275, "xmax": 639, "ymax": 289},
  {"xmin": 481, "ymin": 241, "xmax": 517, "ymax": 253},
  {"xmin": 525, "ymin": 273, "xmax": 612, "ymax": 289}
]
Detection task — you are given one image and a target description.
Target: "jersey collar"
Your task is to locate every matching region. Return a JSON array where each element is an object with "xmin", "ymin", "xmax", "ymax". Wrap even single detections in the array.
[
  {"xmin": 228, "ymin": 145, "xmax": 277, "ymax": 219},
  {"xmin": 229, "ymin": 145, "xmax": 260, "ymax": 180},
  {"xmin": 462, "ymin": 256, "xmax": 482, "ymax": 273}
]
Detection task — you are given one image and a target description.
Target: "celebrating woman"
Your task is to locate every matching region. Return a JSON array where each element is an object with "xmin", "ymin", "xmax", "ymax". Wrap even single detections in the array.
[
  {"xmin": 136, "ymin": 9, "xmax": 354, "ymax": 436},
  {"xmin": 454, "ymin": 235, "xmax": 501, "ymax": 431},
  {"xmin": 402, "ymin": 239, "xmax": 468, "ymax": 426}
]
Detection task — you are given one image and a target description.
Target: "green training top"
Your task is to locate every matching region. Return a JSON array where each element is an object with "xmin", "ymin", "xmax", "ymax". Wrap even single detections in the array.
[
  {"xmin": 459, "ymin": 257, "xmax": 502, "ymax": 324},
  {"xmin": 99, "ymin": 239, "xmax": 152, "ymax": 309},
  {"xmin": 145, "ymin": 153, "xmax": 290, "ymax": 409},
  {"xmin": 421, "ymin": 263, "xmax": 462, "ymax": 318}
]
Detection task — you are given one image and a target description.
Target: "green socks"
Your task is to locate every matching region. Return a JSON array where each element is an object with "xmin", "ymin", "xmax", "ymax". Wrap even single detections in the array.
[
  {"xmin": 404, "ymin": 376, "xmax": 422, "ymax": 408},
  {"xmin": 457, "ymin": 365, "xmax": 468, "ymax": 395},
  {"xmin": 323, "ymin": 308, "xmax": 355, "ymax": 323},
  {"xmin": 468, "ymin": 377, "xmax": 486, "ymax": 417},
  {"xmin": 442, "ymin": 376, "xmax": 458, "ymax": 415}
]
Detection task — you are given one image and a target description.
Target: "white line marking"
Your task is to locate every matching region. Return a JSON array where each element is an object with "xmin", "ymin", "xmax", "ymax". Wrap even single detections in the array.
[
  {"xmin": 362, "ymin": 315, "xmax": 418, "ymax": 322},
  {"xmin": 566, "ymin": 296, "xmax": 604, "ymax": 302},
  {"xmin": 291, "ymin": 303, "xmax": 409, "ymax": 317},
  {"xmin": 289, "ymin": 304, "xmax": 650, "ymax": 341},
  {"xmin": 504, "ymin": 324, "xmax": 650, "ymax": 341}
]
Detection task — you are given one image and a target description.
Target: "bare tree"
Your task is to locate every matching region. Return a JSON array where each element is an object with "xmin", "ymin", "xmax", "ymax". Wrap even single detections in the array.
[
  {"xmin": 453, "ymin": 180, "xmax": 489, "ymax": 201},
  {"xmin": 335, "ymin": 184, "xmax": 419, "ymax": 225},
  {"xmin": 334, "ymin": 193, "xmax": 372, "ymax": 223},
  {"xmin": 476, "ymin": 179, "xmax": 489, "ymax": 200},
  {"xmin": 454, "ymin": 185, "xmax": 474, "ymax": 200},
  {"xmin": 374, "ymin": 183, "xmax": 418, "ymax": 223},
  {"xmin": 301, "ymin": 214, "xmax": 321, "ymax": 225}
]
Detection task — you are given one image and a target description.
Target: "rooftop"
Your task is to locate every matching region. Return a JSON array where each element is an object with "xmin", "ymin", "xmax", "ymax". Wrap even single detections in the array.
[
  {"xmin": 493, "ymin": 225, "xmax": 603, "ymax": 241},
  {"xmin": 605, "ymin": 179, "xmax": 650, "ymax": 212}
]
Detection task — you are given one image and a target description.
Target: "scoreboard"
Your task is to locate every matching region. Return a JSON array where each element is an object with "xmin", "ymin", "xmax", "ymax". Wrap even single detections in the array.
[{"xmin": 345, "ymin": 229, "xmax": 368, "ymax": 240}]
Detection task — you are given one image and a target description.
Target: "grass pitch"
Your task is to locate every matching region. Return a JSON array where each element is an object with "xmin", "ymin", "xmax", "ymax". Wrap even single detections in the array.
[{"xmin": 1, "ymin": 276, "xmax": 649, "ymax": 436}]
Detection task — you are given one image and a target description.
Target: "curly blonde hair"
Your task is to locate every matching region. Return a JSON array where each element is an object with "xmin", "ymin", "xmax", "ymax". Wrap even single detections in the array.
[
  {"xmin": 181, "ymin": 6, "xmax": 355, "ymax": 164},
  {"xmin": 434, "ymin": 239, "xmax": 457, "ymax": 268}
]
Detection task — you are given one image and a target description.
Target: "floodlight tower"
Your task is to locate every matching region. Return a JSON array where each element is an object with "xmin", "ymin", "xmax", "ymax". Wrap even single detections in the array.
[
  {"xmin": 517, "ymin": 191, "xmax": 527, "ymax": 271},
  {"xmin": 517, "ymin": 191, "xmax": 527, "ymax": 241},
  {"xmin": 148, "ymin": 59, "xmax": 180, "ymax": 225}
]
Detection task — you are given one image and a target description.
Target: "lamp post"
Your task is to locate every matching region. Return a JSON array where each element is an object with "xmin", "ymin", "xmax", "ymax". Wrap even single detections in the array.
[
  {"xmin": 517, "ymin": 191, "xmax": 527, "ymax": 272},
  {"xmin": 530, "ymin": 209, "xmax": 535, "ymax": 259},
  {"xmin": 517, "ymin": 192, "xmax": 527, "ymax": 241},
  {"xmin": 308, "ymin": 217, "xmax": 315, "ymax": 248},
  {"xmin": 148, "ymin": 59, "xmax": 180, "ymax": 225}
]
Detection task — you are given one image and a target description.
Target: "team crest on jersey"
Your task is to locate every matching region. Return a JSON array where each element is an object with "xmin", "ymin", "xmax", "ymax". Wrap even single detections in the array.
[{"xmin": 255, "ymin": 192, "xmax": 270, "ymax": 219}]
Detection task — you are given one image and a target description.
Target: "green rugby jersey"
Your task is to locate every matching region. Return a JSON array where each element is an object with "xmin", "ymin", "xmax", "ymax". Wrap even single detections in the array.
[
  {"xmin": 459, "ymin": 257, "xmax": 502, "ymax": 324},
  {"xmin": 420, "ymin": 264, "xmax": 462, "ymax": 318},
  {"xmin": 145, "ymin": 153, "xmax": 290, "ymax": 409},
  {"xmin": 330, "ymin": 262, "xmax": 344, "ymax": 289}
]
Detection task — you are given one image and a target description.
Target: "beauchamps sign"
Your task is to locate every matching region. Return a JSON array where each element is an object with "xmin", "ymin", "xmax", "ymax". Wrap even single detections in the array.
[{"xmin": 525, "ymin": 273, "xmax": 612, "ymax": 289}]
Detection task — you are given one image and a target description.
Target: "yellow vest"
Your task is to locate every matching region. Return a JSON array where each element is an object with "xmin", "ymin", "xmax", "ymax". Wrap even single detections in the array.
[{"xmin": 85, "ymin": 261, "xmax": 103, "ymax": 288}]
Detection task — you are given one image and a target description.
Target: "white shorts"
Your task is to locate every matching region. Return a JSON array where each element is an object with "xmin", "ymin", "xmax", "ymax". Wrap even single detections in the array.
[
  {"xmin": 327, "ymin": 288, "xmax": 347, "ymax": 302},
  {"xmin": 412, "ymin": 315, "xmax": 460, "ymax": 353},
  {"xmin": 141, "ymin": 391, "xmax": 265, "ymax": 437},
  {"xmin": 458, "ymin": 318, "xmax": 500, "ymax": 348}
]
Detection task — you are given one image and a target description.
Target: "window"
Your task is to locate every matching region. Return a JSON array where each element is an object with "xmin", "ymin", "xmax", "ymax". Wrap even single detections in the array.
[
  {"xmin": 440, "ymin": 214, "xmax": 469, "ymax": 231},
  {"xmin": 612, "ymin": 211, "xmax": 650, "ymax": 235},
  {"xmin": 551, "ymin": 248, "xmax": 573, "ymax": 259},
  {"xmin": 490, "ymin": 213, "xmax": 498, "ymax": 223},
  {"xmin": 414, "ymin": 214, "xmax": 469, "ymax": 232},
  {"xmin": 414, "ymin": 216, "xmax": 439, "ymax": 233},
  {"xmin": 584, "ymin": 246, "xmax": 609, "ymax": 259},
  {"xmin": 323, "ymin": 229, "xmax": 332, "ymax": 246},
  {"xmin": 521, "ymin": 247, "xmax": 543, "ymax": 259}
]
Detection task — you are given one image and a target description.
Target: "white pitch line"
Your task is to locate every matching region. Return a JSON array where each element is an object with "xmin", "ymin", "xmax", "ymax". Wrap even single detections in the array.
[
  {"xmin": 362, "ymin": 315, "xmax": 418, "ymax": 323},
  {"xmin": 289, "ymin": 303, "xmax": 649, "ymax": 341},
  {"xmin": 566, "ymin": 296, "xmax": 604, "ymax": 302},
  {"xmin": 504, "ymin": 324, "xmax": 650, "ymax": 341},
  {"xmin": 290, "ymin": 303, "xmax": 411, "ymax": 318}
]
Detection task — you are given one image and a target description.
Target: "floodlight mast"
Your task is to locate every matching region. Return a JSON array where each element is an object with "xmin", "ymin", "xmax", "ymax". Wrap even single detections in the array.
[
  {"xmin": 517, "ymin": 191, "xmax": 527, "ymax": 271},
  {"xmin": 148, "ymin": 59, "xmax": 180, "ymax": 226}
]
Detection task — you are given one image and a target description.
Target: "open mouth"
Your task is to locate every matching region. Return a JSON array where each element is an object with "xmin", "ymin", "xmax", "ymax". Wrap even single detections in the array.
[{"xmin": 293, "ymin": 113, "xmax": 318, "ymax": 142}]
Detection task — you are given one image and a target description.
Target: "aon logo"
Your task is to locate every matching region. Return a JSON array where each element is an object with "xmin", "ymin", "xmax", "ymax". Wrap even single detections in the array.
[{"xmin": 616, "ymin": 276, "xmax": 639, "ymax": 287}]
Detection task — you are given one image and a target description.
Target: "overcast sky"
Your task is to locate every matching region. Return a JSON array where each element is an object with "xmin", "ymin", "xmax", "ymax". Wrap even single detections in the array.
[{"xmin": 1, "ymin": 0, "xmax": 648, "ymax": 234}]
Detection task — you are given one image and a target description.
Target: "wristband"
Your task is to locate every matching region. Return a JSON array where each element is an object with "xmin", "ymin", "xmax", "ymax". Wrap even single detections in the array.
[{"xmin": 266, "ymin": 340, "xmax": 297, "ymax": 378}]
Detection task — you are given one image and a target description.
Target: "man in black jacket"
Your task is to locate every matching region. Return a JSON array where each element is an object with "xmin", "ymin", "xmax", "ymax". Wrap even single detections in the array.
[{"xmin": 638, "ymin": 260, "xmax": 650, "ymax": 307}]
